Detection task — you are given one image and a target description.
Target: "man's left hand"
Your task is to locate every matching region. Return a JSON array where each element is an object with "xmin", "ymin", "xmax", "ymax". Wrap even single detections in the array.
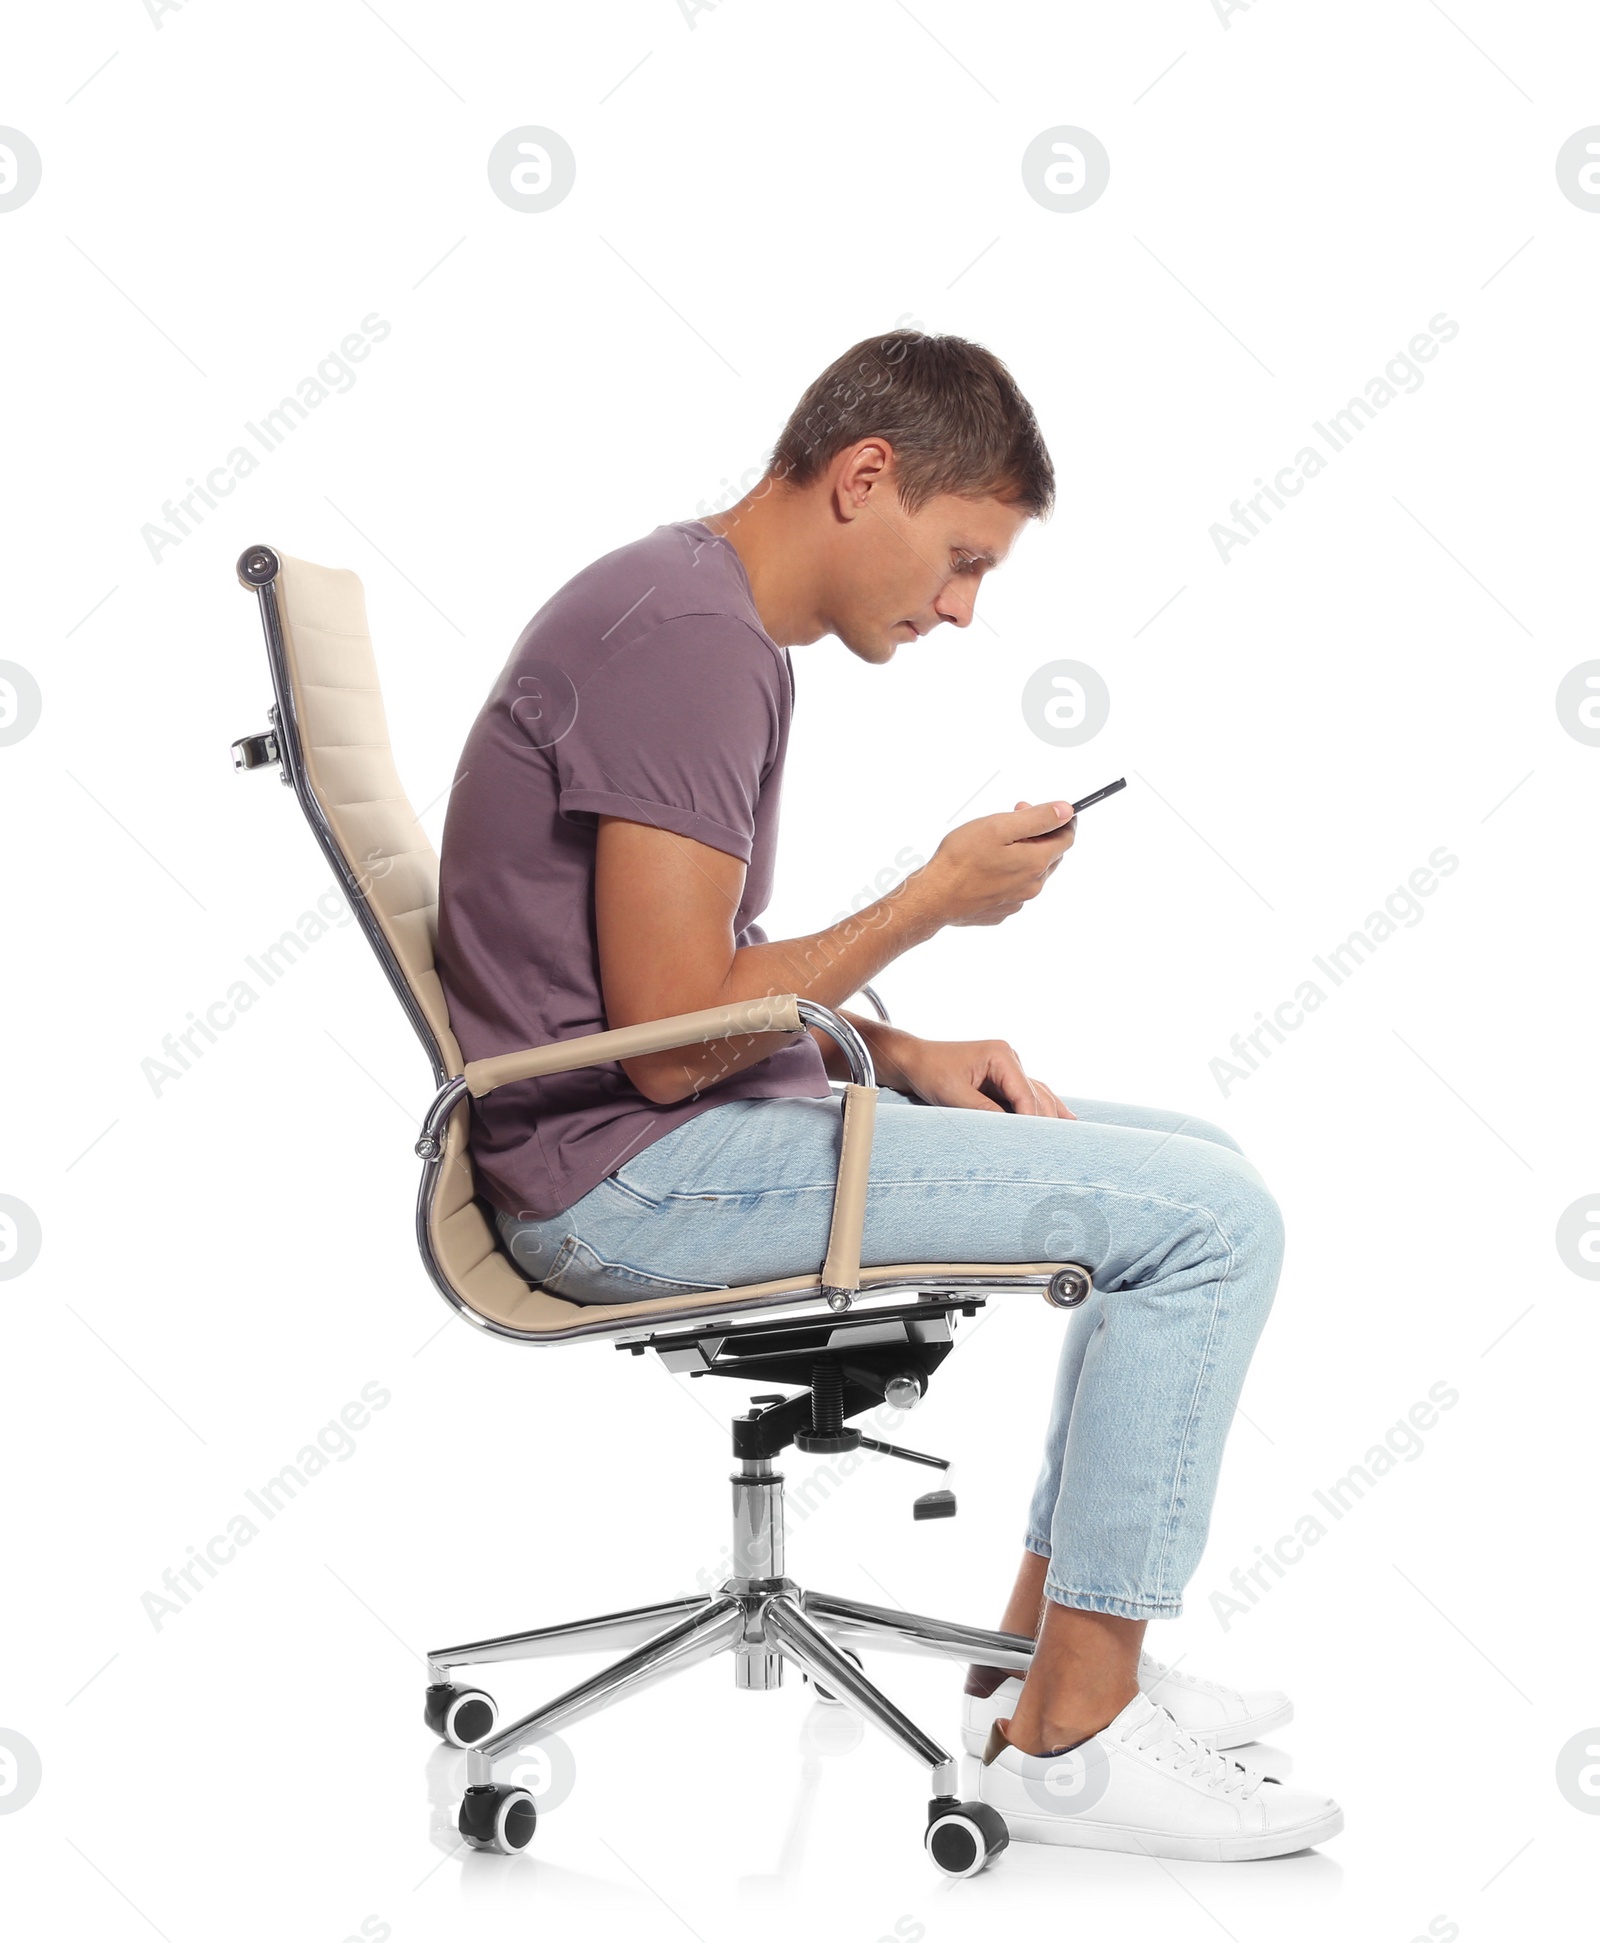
[{"xmin": 870, "ymin": 1030, "xmax": 1076, "ymax": 1118}]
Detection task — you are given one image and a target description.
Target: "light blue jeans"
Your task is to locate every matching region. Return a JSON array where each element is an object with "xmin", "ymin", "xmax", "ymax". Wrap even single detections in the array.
[{"xmin": 497, "ymin": 1087, "xmax": 1284, "ymax": 1619}]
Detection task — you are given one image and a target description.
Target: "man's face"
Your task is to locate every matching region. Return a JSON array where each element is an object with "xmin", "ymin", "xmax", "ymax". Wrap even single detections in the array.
[{"xmin": 826, "ymin": 481, "xmax": 1033, "ymax": 664}]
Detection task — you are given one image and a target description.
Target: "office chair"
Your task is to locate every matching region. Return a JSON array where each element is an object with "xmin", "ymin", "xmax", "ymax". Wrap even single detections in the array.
[{"xmin": 231, "ymin": 544, "xmax": 1095, "ymax": 1878}]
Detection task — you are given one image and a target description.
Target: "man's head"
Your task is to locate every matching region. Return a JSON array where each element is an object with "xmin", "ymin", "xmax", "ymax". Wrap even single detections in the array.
[{"xmin": 709, "ymin": 332, "xmax": 1055, "ymax": 661}]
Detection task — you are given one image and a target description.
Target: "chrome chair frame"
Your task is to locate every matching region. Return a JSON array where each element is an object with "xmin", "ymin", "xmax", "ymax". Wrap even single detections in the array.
[{"xmin": 429, "ymin": 1451, "xmax": 1041, "ymax": 1810}]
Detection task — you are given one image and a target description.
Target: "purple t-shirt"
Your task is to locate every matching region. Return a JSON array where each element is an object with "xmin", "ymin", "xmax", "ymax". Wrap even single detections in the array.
[{"xmin": 436, "ymin": 517, "xmax": 832, "ymax": 1220}]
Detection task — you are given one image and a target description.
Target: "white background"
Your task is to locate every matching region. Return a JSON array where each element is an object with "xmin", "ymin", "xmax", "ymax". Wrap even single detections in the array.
[{"xmin": 2, "ymin": 1, "xmax": 1597, "ymax": 1938}]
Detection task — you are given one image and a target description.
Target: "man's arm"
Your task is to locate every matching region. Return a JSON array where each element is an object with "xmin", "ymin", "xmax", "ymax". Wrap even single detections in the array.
[{"xmin": 593, "ymin": 799, "xmax": 1077, "ymax": 1107}]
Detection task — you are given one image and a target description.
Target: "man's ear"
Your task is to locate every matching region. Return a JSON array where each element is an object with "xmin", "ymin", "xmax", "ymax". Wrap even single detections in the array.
[{"xmin": 832, "ymin": 438, "xmax": 896, "ymax": 519}]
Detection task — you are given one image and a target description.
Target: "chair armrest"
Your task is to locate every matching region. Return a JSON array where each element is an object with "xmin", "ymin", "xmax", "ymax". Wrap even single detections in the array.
[
  {"xmin": 416, "ymin": 994, "xmax": 880, "ymax": 1310},
  {"xmin": 416, "ymin": 994, "xmax": 810, "ymax": 1155},
  {"xmin": 463, "ymin": 994, "xmax": 805, "ymax": 1098}
]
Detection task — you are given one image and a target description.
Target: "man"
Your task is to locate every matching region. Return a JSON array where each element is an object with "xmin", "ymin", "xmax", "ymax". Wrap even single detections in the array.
[{"xmin": 435, "ymin": 331, "xmax": 1342, "ymax": 1859}]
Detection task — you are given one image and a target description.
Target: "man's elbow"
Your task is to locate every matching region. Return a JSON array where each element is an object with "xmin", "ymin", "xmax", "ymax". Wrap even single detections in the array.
[{"xmin": 620, "ymin": 1053, "xmax": 694, "ymax": 1107}]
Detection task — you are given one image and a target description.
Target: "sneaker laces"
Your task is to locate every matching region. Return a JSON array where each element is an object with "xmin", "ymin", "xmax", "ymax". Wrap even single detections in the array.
[
  {"xmin": 1140, "ymin": 1653, "xmax": 1231, "ymax": 1695},
  {"xmin": 1117, "ymin": 1703, "xmax": 1265, "ymax": 1800}
]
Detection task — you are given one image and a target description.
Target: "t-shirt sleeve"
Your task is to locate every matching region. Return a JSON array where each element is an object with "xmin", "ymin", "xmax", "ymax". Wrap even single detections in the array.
[{"xmin": 549, "ymin": 613, "xmax": 781, "ymax": 865}]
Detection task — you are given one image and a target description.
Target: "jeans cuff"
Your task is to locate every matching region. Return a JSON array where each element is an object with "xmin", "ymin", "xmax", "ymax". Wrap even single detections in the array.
[
  {"xmin": 1024, "ymin": 1536, "xmax": 1052, "ymax": 1559},
  {"xmin": 1042, "ymin": 1581, "xmax": 1183, "ymax": 1622}
]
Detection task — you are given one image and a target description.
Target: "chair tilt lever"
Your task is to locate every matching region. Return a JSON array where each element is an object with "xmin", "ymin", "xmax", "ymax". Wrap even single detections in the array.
[
  {"xmin": 858, "ymin": 1435, "xmax": 948, "ymax": 1473},
  {"xmin": 858, "ymin": 1435, "xmax": 957, "ymax": 1521},
  {"xmin": 739, "ymin": 1367, "xmax": 957, "ymax": 1518}
]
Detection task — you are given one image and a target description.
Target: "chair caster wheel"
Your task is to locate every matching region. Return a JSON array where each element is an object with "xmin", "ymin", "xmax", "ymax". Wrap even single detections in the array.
[
  {"xmin": 925, "ymin": 1799, "xmax": 1009, "ymax": 1877},
  {"xmin": 802, "ymin": 1646, "xmax": 864, "ymax": 1704},
  {"xmin": 424, "ymin": 1682, "xmax": 497, "ymax": 1747},
  {"xmin": 458, "ymin": 1783, "xmax": 537, "ymax": 1853}
]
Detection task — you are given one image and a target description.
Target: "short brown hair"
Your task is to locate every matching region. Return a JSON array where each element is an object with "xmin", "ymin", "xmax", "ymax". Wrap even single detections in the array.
[{"xmin": 766, "ymin": 331, "xmax": 1055, "ymax": 519}]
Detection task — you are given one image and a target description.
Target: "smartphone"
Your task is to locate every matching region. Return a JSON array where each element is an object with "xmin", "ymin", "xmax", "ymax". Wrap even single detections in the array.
[{"xmin": 1070, "ymin": 776, "xmax": 1127, "ymax": 814}]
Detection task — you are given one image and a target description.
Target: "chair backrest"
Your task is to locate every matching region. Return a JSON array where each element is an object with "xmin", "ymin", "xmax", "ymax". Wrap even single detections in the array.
[
  {"xmin": 266, "ymin": 550, "xmax": 459, "ymax": 1076},
  {"xmin": 242, "ymin": 547, "xmax": 572, "ymax": 1335}
]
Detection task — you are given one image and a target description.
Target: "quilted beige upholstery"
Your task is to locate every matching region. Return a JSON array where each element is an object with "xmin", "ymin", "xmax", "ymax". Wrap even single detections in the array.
[
  {"xmin": 273, "ymin": 554, "xmax": 461, "ymax": 1065},
  {"xmin": 262, "ymin": 550, "xmax": 1076, "ymax": 1343}
]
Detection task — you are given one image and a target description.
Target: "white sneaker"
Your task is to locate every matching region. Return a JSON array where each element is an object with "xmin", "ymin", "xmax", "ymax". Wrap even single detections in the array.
[
  {"xmin": 961, "ymin": 1650, "xmax": 1291, "ymax": 1757},
  {"xmin": 976, "ymin": 1691, "xmax": 1342, "ymax": 1861}
]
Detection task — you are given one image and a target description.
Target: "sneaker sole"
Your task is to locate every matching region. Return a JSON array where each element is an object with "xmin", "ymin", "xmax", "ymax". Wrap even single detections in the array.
[
  {"xmin": 984, "ymin": 1801, "xmax": 1344, "ymax": 1862},
  {"xmin": 959, "ymin": 1695, "xmax": 1295, "ymax": 1759}
]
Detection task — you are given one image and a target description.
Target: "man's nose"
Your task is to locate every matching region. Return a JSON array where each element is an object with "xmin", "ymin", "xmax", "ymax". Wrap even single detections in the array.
[{"xmin": 933, "ymin": 588, "xmax": 975, "ymax": 629}]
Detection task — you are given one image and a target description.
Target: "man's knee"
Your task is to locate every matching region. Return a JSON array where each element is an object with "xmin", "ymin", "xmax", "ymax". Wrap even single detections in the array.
[
  {"xmin": 1214, "ymin": 1160, "xmax": 1286, "ymax": 1300},
  {"xmin": 1244, "ymin": 1176, "xmax": 1285, "ymax": 1269},
  {"xmin": 1175, "ymin": 1142, "xmax": 1284, "ymax": 1281}
]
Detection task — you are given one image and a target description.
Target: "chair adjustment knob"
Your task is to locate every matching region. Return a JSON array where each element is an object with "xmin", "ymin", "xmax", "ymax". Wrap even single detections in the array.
[
  {"xmin": 795, "ymin": 1428, "xmax": 861, "ymax": 1455},
  {"xmin": 1044, "ymin": 1265, "xmax": 1093, "ymax": 1310},
  {"xmin": 231, "ymin": 729, "xmax": 281, "ymax": 773},
  {"xmin": 884, "ymin": 1373, "xmax": 924, "ymax": 1411}
]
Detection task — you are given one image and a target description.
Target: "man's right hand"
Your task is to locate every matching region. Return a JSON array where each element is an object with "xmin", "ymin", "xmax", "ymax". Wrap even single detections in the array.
[{"xmin": 913, "ymin": 800, "xmax": 1077, "ymax": 928}]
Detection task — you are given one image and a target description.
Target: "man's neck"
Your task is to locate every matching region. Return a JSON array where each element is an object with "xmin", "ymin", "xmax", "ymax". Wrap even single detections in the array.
[{"xmin": 701, "ymin": 486, "xmax": 827, "ymax": 648}]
